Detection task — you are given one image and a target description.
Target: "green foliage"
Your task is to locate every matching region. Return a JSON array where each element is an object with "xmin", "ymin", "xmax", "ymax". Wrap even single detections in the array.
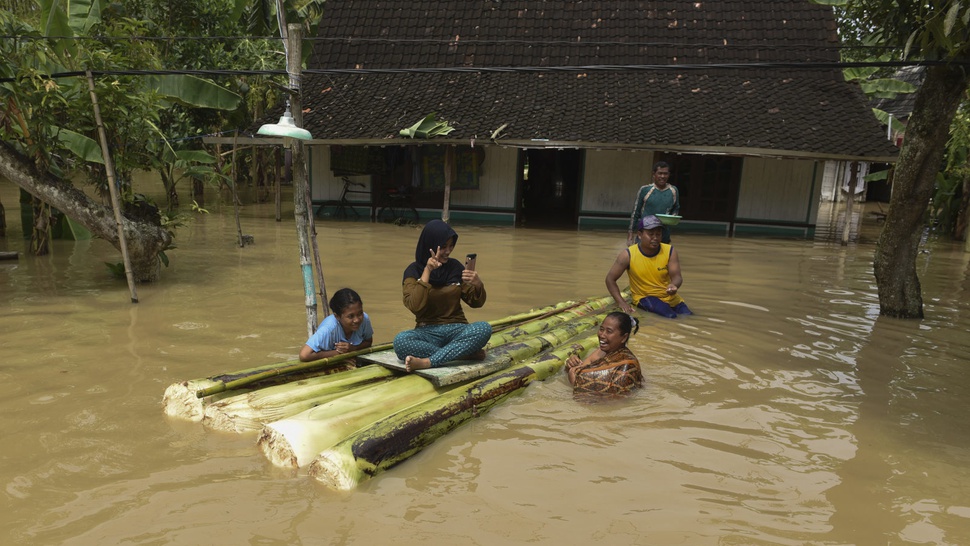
[
  {"xmin": 399, "ymin": 114, "xmax": 456, "ymax": 138},
  {"xmin": 836, "ymin": 0, "xmax": 970, "ymax": 61},
  {"xmin": 870, "ymin": 108, "xmax": 907, "ymax": 133},
  {"xmin": 822, "ymin": 0, "xmax": 970, "ymax": 238},
  {"xmin": 104, "ymin": 261, "xmax": 126, "ymax": 277},
  {"xmin": 929, "ymin": 170, "xmax": 964, "ymax": 230},
  {"xmin": 190, "ymin": 200, "xmax": 210, "ymax": 214},
  {"xmin": 928, "ymin": 101, "xmax": 970, "ymax": 233}
]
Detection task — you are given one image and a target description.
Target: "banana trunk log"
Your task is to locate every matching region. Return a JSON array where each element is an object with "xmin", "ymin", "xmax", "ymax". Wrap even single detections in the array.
[
  {"xmin": 161, "ymin": 298, "xmax": 610, "ymax": 422},
  {"xmin": 202, "ymin": 365, "xmax": 396, "ymax": 433},
  {"xmin": 309, "ymin": 335, "xmax": 600, "ymax": 490},
  {"xmin": 162, "ymin": 358, "xmax": 358, "ymax": 422},
  {"xmin": 484, "ymin": 293, "xmax": 616, "ymax": 348},
  {"xmin": 257, "ymin": 375, "xmax": 447, "ymax": 468},
  {"xmin": 258, "ymin": 313, "xmax": 606, "ymax": 469}
]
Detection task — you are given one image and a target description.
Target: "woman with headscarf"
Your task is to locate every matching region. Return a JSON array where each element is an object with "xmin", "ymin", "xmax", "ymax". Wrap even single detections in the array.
[{"xmin": 393, "ymin": 220, "xmax": 491, "ymax": 372}]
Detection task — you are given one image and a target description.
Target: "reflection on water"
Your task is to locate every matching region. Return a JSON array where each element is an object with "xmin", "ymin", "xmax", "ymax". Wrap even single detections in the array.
[{"xmin": 2, "ymin": 182, "xmax": 970, "ymax": 544}]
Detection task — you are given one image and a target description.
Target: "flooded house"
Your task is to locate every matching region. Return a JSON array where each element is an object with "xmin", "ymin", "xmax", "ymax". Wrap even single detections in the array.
[{"xmin": 260, "ymin": 0, "xmax": 899, "ymax": 237}]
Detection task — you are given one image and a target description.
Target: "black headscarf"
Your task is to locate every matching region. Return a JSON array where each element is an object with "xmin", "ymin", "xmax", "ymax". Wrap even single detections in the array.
[{"xmin": 402, "ymin": 220, "xmax": 464, "ymax": 286}]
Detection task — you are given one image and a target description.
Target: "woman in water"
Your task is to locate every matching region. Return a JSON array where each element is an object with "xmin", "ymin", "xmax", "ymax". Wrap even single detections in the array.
[{"xmin": 565, "ymin": 311, "xmax": 643, "ymax": 396}]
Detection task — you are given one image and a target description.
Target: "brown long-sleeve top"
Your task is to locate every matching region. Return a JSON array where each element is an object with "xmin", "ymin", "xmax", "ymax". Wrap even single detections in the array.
[{"xmin": 402, "ymin": 278, "xmax": 486, "ymax": 327}]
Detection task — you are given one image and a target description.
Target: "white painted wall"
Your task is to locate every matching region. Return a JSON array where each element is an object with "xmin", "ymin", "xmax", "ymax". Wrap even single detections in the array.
[
  {"xmin": 449, "ymin": 146, "xmax": 518, "ymax": 208},
  {"xmin": 310, "ymin": 145, "xmax": 516, "ymax": 207},
  {"xmin": 820, "ymin": 160, "xmax": 870, "ymax": 203},
  {"xmin": 736, "ymin": 157, "xmax": 821, "ymax": 222},
  {"xmin": 580, "ymin": 150, "xmax": 655, "ymax": 213}
]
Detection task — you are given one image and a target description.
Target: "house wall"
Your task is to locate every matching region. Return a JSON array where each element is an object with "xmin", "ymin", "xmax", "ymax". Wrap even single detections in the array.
[
  {"xmin": 820, "ymin": 160, "xmax": 870, "ymax": 202},
  {"xmin": 308, "ymin": 145, "xmax": 518, "ymax": 223},
  {"xmin": 577, "ymin": 150, "xmax": 654, "ymax": 229},
  {"xmin": 307, "ymin": 145, "xmax": 828, "ymax": 238},
  {"xmin": 735, "ymin": 157, "xmax": 821, "ymax": 234},
  {"xmin": 309, "ymin": 146, "xmax": 372, "ymax": 202},
  {"xmin": 449, "ymin": 146, "xmax": 518, "ymax": 210}
]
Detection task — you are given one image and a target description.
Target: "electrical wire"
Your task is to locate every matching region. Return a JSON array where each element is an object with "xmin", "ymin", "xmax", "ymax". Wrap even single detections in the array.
[{"xmin": 0, "ymin": 60, "xmax": 952, "ymax": 85}]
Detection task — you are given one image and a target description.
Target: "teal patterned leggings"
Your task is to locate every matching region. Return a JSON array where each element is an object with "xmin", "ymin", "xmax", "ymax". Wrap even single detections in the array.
[{"xmin": 393, "ymin": 322, "xmax": 492, "ymax": 367}]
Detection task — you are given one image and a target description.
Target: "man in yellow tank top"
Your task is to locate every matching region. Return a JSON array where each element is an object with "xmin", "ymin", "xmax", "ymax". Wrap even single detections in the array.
[{"xmin": 606, "ymin": 215, "xmax": 693, "ymax": 318}]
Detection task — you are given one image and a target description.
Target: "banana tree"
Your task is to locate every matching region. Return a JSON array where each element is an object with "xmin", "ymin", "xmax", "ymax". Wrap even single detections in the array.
[{"xmin": 1, "ymin": 2, "xmax": 241, "ymax": 279}]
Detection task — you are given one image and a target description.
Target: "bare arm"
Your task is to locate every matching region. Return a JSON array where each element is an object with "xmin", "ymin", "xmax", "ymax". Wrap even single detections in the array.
[
  {"xmin": 299, "ymin": 344, "xmax": 339, "ymax": 362},
  {"xmin": 666, "ymin": 247, "xmax": 683, "ymax": 295},
  {"xmin": 627, "ymin": 186, "xmax": 646, "ymax": 244},
  {"xmin": 565, "ymin": 348, "xmax": 605, "ymax": 385},
  {"xmin": 605, "ymin": 249, "xmax": 635, "ymax": 314}
]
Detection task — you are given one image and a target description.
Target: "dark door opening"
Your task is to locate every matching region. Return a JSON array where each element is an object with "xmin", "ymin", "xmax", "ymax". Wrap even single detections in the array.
[
  {"xmin": 657, "ymin": 153, "xmax": 742, "ymax": 224},
  {"xmin": 516, "ymin": 149, "xmax": 583, "ymax": 228}
]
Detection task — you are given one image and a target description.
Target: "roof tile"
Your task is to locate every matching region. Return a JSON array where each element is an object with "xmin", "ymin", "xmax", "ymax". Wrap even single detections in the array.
[{"xmin": 291, "ymin": 1, "xmax": 896, "ymax": 159}]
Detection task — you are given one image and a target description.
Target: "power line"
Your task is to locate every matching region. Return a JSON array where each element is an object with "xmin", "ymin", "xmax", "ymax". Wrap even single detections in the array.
[
  {"xmin": 0, "ymin": 60, "xmax": 952, "ymax": 85},
  {"xmin": 0, "ymin": 33, "xmax": 898, "ymax": 53}
]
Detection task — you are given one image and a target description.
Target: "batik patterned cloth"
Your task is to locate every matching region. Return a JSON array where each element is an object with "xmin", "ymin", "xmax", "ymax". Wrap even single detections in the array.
[{"xmin": 567, "ymin": 347, "xmax": 643, "ymax": 396}]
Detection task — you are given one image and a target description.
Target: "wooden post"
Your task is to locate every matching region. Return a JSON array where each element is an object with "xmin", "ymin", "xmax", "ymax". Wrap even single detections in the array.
[
  {"xmin": 841, "ymin": 162, "xmax": 859, "ymax": 246},
  {"xmin": 442, "ymin": 146, "xmax": 454, "ymax": 222},
  {"xmin": 286, "ymin": 24, "xmax": 320, "ymax": 335},
  {"xmin": 230, "ymin": 131, "xmax": 246, "ymax": 247},
  {"xmin": 85, "ymin": 70, "xmax": 138, "ymax": 303},
  {"xmin": 275, "ymin": 147, "xmax": 282, "ymax": 222}
]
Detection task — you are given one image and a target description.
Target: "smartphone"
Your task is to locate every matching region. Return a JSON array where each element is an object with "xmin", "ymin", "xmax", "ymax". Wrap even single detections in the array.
[{"xmin": 464, "ymin": 253, "xmax": 477, "ymax": 271}]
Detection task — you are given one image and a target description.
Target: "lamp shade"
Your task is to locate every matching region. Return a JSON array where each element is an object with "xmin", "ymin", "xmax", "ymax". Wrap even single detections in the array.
[{"xmin": 257, "ymin": 108, "xmax": 312, "ymax": 140}]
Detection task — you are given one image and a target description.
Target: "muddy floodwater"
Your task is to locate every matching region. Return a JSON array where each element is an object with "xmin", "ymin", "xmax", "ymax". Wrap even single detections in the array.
[{"xmin": 2, "ymin": 182, "xmax": 970, "ymax": 545}]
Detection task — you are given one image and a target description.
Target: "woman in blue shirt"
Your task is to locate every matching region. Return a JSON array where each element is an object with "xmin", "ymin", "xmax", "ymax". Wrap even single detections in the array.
[{"xmin": 299, "ymin": 288, "xmax": 374, "ymax": 362}]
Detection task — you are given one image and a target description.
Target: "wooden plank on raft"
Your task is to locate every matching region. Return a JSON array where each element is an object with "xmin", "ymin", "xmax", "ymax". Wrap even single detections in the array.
[{"xmin": 358, "ymin": 349, "xmax": 511, "ymax": 387}]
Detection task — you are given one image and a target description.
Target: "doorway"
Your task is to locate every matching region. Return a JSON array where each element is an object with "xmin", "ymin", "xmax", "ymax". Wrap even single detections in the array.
[
  {"xmin": 516, "ymin": 149, "xmax": 583, "ymax": 228},
  {"xmin": 658, "ymin": 153, "xmax": 742, "ymax": 224}
]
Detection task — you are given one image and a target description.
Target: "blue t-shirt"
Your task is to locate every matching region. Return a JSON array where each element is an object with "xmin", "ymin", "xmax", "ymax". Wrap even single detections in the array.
[{"xmin": 305, "ymin": 312, "xmax": 374, "ymax": 351}]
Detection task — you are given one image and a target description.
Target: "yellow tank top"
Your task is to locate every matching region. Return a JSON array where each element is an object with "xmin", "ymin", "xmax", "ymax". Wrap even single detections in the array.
[{"xmin": 628, "ymin": 243, "xmax": 684, "ymax": 307}]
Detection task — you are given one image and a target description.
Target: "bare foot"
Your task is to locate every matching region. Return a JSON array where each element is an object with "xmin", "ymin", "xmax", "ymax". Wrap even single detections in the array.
[{"xmin": 404, "ymin": 355, "xmax": 432, "ymax": 372}]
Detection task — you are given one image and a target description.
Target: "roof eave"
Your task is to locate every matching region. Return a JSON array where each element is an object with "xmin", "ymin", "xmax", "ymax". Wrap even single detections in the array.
[{"xmin": 202, "ymin": 136, "xmax": 898, "ymax": 163}]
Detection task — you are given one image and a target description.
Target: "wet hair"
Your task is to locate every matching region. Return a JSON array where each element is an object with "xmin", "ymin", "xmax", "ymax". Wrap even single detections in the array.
[
  {"xmin": 329, "ymin": 288, "xmax": 363, "ymax": 316},
  {"xmin": 653, "ymin": 161, "xmax": 670, "ymax": 173},
  {"xmin": 605, "ymin": 311, "xmax": 639, "ymax": 336}
]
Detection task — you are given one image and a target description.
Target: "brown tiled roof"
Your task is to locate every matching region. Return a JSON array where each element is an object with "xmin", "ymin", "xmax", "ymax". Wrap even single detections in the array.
[{"xmin": 293, "ymin": 0, "xmax": 898, "ymax": 160}]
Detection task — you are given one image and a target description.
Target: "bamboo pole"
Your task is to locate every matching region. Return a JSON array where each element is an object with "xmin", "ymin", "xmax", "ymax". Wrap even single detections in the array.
[
  {"xmin": 309, "ymin": 335, "xmax": 600, "ymax": 490},
  {"xmin": 306, "ymin": 174, "xmax": 331, "ymax": 317},
  {"xmin": 85, "ymin": 69, "xmax": 138, "ymax": 303},
  {"xmin": 285, "ymin": 24, "xmax": 319, "ymax": 337}
]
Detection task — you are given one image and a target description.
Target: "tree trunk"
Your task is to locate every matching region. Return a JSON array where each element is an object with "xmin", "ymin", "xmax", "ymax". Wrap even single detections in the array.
[
  {"xmin": 873, "ymin": 65, "xmax": 970, "ymax": 318},
  {"xmin": 0, "ymin": 140, "xmax": 173, "ymax": 281},
  {"xmin": 953, "ymin": 174, "xmax": 970, "ymax": 241},
  {"xmin": 193, "ymin": 179, "xmax": 205, "ymax": 207},
  {"xmin": 30, "ymin": 197, "xmax": 50, "ymax": 256}
]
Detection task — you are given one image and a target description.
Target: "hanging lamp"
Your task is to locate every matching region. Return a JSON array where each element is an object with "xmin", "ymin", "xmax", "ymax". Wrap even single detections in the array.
[{"xmin": 257, "ymin": 104, "xmax": 312, "ymax": 140}]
